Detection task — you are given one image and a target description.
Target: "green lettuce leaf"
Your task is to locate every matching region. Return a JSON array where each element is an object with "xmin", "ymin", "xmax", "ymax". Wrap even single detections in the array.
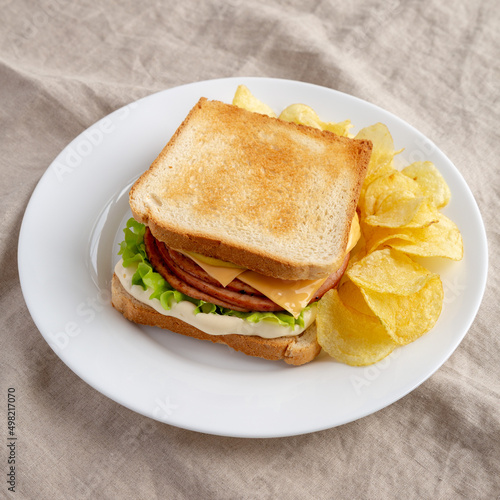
[{"xmin": 118, "ymin": 218, "xmax": 310, "ymax": 327}]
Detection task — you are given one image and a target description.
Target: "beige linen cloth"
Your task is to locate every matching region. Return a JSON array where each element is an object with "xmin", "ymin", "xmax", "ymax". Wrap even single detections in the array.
[{"xmin": 1, "ymin": 1, "xmax": 499, "ymax": 498}]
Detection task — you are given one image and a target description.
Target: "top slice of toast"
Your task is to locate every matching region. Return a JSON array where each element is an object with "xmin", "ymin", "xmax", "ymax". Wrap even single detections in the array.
[{"xmin": 129, "ymin": 97, "xmax": 372, "ymax": 280}]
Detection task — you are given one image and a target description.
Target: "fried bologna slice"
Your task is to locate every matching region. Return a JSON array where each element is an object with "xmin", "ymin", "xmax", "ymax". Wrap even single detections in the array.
[
  {"xmin": 111, "ymin": 274, "xmax": 321, "ymax": 365},
  {"xmin": 130, "ymin": 98, "xmax": 371, "ymax": 280}
]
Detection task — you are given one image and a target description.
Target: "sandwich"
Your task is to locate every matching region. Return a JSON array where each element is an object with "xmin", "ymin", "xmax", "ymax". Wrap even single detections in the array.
[{"xmin": 111, "ymin": 97, "xmax": 372, "ymax": 365}]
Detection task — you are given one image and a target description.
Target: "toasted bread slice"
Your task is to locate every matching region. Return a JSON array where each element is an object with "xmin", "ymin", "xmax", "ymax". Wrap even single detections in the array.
[
  {"xmin": 111, "ymin": 273, "xmax": 321, "ymax": 365},
  {"xmin": 130, "ymin": 98, "xmax": 371, "ymax": 280}
]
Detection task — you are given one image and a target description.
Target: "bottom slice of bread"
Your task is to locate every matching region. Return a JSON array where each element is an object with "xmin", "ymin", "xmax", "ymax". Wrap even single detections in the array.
[{"xmin": 111, "ymin": 273, "xmax": 321, "ymax": 365}]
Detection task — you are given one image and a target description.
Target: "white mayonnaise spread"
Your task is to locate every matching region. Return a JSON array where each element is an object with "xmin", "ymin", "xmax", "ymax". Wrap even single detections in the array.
[{"xmin": 115, "ymin": 260, "xmax": 316, "ymax": 338}]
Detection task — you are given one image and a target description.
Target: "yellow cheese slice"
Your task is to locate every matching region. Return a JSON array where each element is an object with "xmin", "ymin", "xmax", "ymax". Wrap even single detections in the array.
[
  {"xmin": 346, "ymin": 212, "xmax": 360, "ymax": 254},
  {"xmin": 238, "ymin": 272, "xmax": 327, "ymax": 318},
  {"xmin": 178, "ymin": 250, "xmax": 246, "ymax": 287}
]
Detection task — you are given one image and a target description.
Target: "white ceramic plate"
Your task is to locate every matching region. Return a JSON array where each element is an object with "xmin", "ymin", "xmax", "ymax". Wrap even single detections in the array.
[{"xmin": 18, "ymin": 77, "xmax": 488, "ymax": 438}]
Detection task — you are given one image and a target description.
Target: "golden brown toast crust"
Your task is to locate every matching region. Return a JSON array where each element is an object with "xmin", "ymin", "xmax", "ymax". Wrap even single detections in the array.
[
  {"xmin": 130, "ymin": 98, "xmax": 372, "ymax": 280},
  {"xmin": 111, "ymin": 273, "xmax": 321, "ymax": 365}
]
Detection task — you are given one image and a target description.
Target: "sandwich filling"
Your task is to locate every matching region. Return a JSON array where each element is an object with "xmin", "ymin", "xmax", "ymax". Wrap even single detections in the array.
[
  {"xmin": 115, "ymin": 260, "xmax": 316, "ymax": 338},
  {"xmin": 144, "ymin": 227, "xmax": 349, "ymax": 317},
  {"xmin": 115, "ymin": 217, "xmax": 358, "ymax": 337}
]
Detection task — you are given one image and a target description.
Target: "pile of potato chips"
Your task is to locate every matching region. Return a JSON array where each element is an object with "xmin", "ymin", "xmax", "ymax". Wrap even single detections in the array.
[{"xmin": 232, "ymin": 85, "xmax": 464, "ymax": 366}]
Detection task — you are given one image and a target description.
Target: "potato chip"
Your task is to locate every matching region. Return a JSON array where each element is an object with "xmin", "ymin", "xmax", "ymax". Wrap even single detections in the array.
[
  {"xmin": 232, "ymin": 85, "xmax": 277, "ymax": 117},
  {"xmin": 347, "ymin": 248, "xmax": 434, "ymax": 295},
  {"xmin": 365, "ymin": 192, "xmax": 424, "ymax": 228},
  {"xmin": 357, "ymin": 162, "xmax": 395, "ymax": 215},
  {"xmin": 365, "ymin": 194, "xmax": 440, "ymax": 229},
  {"xmin": 355, "ymin": 122, "xmax": 394, "ymax": 165},
  {"xmin": 361, "ymin": 170, "xmax": 423, "ymax": 216},
  {"xmin": 337, "ymin": 279, "xmax": 374, "ymax": 316},
  {"xmin": 279, "ymin": 103, "xmax": 351, "ymax": 136},
  {"xmin": 386, "ymin": 212, "xmax": 464, "ymax": 260},
  {"xmin": 278, "ymin": 103, "xmax": 322, "ymax": 130},
  {"xmin": 402, "ymin": 161, "xmax": 451, "ymax": 208},
  {"xmin": 359, "ymin": 274, "xmax": 443, "ymax": 345},
  {"xmin": 355, "ymin": 123, "xmax": 402, "ymax": 184},
  {"xmin": 402, "ymin": 198, "xmax": 441, "ymax": 228},
  {"xmin": 362, "ymin": 223, "xmax": 417, "ymax": 254},
  {"xmin": 316, "ymin": 289, "xmax": 397, "ymax": 366}
]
